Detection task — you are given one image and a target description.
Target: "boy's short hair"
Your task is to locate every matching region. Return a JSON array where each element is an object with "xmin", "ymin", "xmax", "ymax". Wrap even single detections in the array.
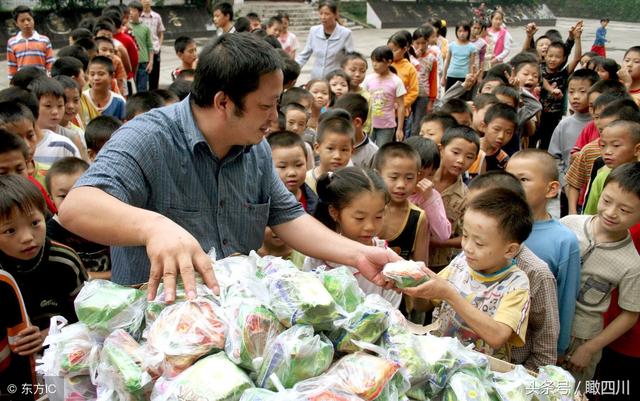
[
  {"xmin": 0, "ymin": 89, "xmax": 39, "ymax": 120},
  {"xmin": 89, "ymin": 55, "xmax": 115, "ymax": 75},
  {"xmin": 56, "ymin": 45, "xmax": 90, "ymax": 70},
  {"xmin": 441, "ymin": 126, "xmax": 481, "ymax": 155},
  {"xmin": 588, "ymin": 79, "xmax": 630, "ymax": 97},
  {"xmin": 128, "ymin": 1, "xmax": 143, "ymax": 12},
  {"xmin": 12, "ymin": 5, "xmax": 32, "ymax": 21},
  {"xmin": 468, "ymin": 170, "xmax": 526, "ymax": 199},
  {"xmin": 45, "ymin": 157, "xmax": 90, "ymax": 193},
  {"xmin": 548, "ymin": 41, "xmax": 566, "ymax": 56},
  {"xmin": 568, "ymin": 68, "xmax": 600, "ymax": 87},
  {"xmin": 316, "ymin": 109, "xmax": 355, "ymax": 144},
  {"xmin": 0, "ymin": 175, "xmax": 45, "ymax": 221},
  {"xmin": 277, "ymin": 109, "xmax": 286, "ymax": 130},
  {"xmin": 601, "ymin": 18, "xmax": 610, "ymax": 23},
  {"xmin": 70, "ymin": 28, "xmax": 93, "ymax": 43},
  {"xmin": 278, "ymin": 50, "xmax": 301, "ymax": 85},
  {"xmin": 510, "ymin": 148, "xmax": 559, "ymax": 181},
  {"xmin": 93, "ymin": 21, "xmax": 115, "ymax": 36},
  {"xmin": 374, "ymin": 142, "xmax": 421, "ymax": 171},
  {"xmin": 491, "ymin": 85, "xmax": 519, "ymax": 107},
  {"xmin": 54, "ymin": 75, "xmax": 81, "ymax": 96},
  {"xmin": 510, "ymin": 51, "xmax": 540, "ymax": 73},
  {"xmin": 75, "ymin": 38, "xmax": 97, "ymax": 54},
  {"xmin": 604, "ymin": 162, "xmax": 640, "ymax": 200},
  {"xmin": 404, "ymin": 136, "xmax": 440, "ymax": 170},
  {"xmin": 152, "ymin": 88, "xmax": 179, "ymax": 104},
  {"xmin": 0, "ymin": 128, "xmax": 29, "ymax": 160},
  {"xmin": 466, "ymin": 187, "xmax": 533, "ymax": 244},
  {"xmin": 600, "ymin": 99, "xmax": 640, "ymax": 122},
  {"xmin": 213, "ymin": 2, "xmax": 234, "ymax": 20},
  {"xmin": 603, "ymin": 120, "xmax": 640, "ymax": 144},
  {"xmin": 267, "ymin": 15, "xmax": 282, "ymax": 27},
  {"xmin": 439, "ymin": 98, "xmax": 472, "ymax": 116},
  {"xmin": 419, "ymin": 112, "xmax": 458, "ymax": 131},
  {"xmin": 175, "ymin": 69, "xmax": 196, "ymax": 81},
  {"xmin": 94, "ymin": 36, "xmax": 115, "ymax": 49},
  {"xmin": 484, "ymin": 103, "xmax": 518, "ymax": 126},
  {"xmin": 281, "ymin": 102, "xmax": 308, "ymax": 118},
  {"xmin": 281, "ymin": 87, "xmax": 314, "ymax": 107},
  {"xmin": 10, "ymin": 66, "xmax": 47, "ymax": 90},
  {"xmin": 485, "ymin": 63, "xmax": 512, "ymax": 83},
  {"xmin": 174, "ymin": 36, "xmax": 195, "ymax": 54},
  {"xmin": 234, "ymin": 17, "xmax": 251, "ymax": 33},
  {"xmin": 85, "ymin": 115, "xmax": 122, "ymax": 151},
  {"xmin": 246, "ymin": 12, "xmax": 260, "ymax": 21},
  {"xmin": 125, "ymin": 92, "xmax": 165, "ymax": 121},
  {"xmin": 51, "ymin": 56, "xmax": 85, "ymax": 79},
  {"xmin": 473, "ymin": 93, "xmax": 500, "ymax": 110},
  {"xmin": 594, "ymin": 93, "xmax": 631, "ymax": 112},
  {"xmin": 101, "ymin": 10, "xmax": 123, "ymax": 29},
  {"xmin": 167, "ymin": 79, "xmax": 192, "ymax": 101},
  {"xmin": 267, "ymin": 130, "xmax": 308, "ymax": 159},
  {"xmin": 334, "ymin": 93, "xmax": 369, "ymax": 122},
  {"xmin": 28, "ymin": 77, "xmax": 65, "ymax": 101},
  {"xmin": 0, "ymin": 101, "xmax": 36, "ymax": 127}
]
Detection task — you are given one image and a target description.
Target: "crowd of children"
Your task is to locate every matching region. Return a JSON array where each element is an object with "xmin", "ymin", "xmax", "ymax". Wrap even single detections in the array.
[{"xmin": 2, "ymin": 2, "xmax": 640, "ymax": 399}]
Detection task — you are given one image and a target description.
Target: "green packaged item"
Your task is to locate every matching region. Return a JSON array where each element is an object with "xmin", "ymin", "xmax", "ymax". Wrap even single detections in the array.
[
  {"xmin": 413, "ymin": 335, "xmax": 462, "ymax": 399},
  {"xmin": 442, "ymin": 372, "xmax": 492, "ymax": 401},
  {"xmin": 239, "ymin": 388, "xmax": 278, "ymax": 401},
  {"xmin": 329, "ymin": 294, "xmax": 390, "ymax": 353},
  {"xmin": 325, "ymin": 352, "xmax": 401, "ymax": 401},
  {"xmin": 74, "ymin": 280, "xmax": 146, "ymax": 336},
  {"xmin": 535, "ymin": 365, "xmax": 575, "ymax": 401},
  {"xmin": 267, "ymin": 268, "xmax": 339, "ymax": 329},
  {"xmin": 319, "ymin": 266, "xmax": 365, "ymax": 313},
  {"xmin": 151, "ymin": 352, "xmax": 254, "ymax": 401},
  {"xmin": 381, "ymin": 328, "xmax": 429, "ymax": 386},
  {"xmin": 493, "ymin": 365, "xmax": 536, "ymax": 401},
  {"xmin": 145, "ymin": 278, "xmax": 216, "ymax": 326},
  {"xmin": 101, "ymin": 329, "xmax": 148, "ymax": 394},
  {"xmin": 382, "ymin": 261, "xmax": 430, "ymax": 288},
  {"xmin": 257, "ymin": 324, "xmax": 334, "ymax": 389}
]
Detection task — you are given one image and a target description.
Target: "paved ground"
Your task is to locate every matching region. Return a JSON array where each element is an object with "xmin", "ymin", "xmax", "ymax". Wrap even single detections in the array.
[{"xmin": 1, "ymin": 17, "xmax": 639, "ymax": 89}]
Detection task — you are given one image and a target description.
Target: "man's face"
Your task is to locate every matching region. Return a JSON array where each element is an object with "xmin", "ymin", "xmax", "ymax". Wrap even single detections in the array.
[{"xmin": 213, "ymin": 10, "xmax": 229, "ymax": 29}]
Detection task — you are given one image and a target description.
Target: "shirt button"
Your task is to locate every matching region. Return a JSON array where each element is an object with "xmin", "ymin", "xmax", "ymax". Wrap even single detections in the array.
[
  {"xmin": 219, "ymin": 200, "xmax": 224, "ymax": 208},
  {"xmin": 222, "ymin": 239, "xmax": 229, "ymax": 246}
]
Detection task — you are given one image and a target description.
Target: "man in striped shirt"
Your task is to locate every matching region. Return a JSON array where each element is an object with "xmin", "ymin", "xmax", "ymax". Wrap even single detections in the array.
[{"xmin": 7, "ymin": 6, "xmax": 55, "ymax": 81}]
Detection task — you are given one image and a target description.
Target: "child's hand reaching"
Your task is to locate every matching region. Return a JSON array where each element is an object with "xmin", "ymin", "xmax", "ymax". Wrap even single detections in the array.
[
  {"xmin": 14, "ymin": 325, "xmax": 45, "ymax": 356},
  {"xmin": 402, "ymin": 267, "xmax": 454, "ymax": 301},
  {"xmin": 525, "ymin": 22, "xmax": 538, "ymax": 37},
  {"xmin": 415, "ymin": 178, "xmax": 434, "ymax": 201}
]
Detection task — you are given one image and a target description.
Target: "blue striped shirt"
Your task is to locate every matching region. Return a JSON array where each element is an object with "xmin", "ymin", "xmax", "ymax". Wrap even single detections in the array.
[{"xmin": 75, "ymin": 97, "xmax": 305, "ymax": 285}]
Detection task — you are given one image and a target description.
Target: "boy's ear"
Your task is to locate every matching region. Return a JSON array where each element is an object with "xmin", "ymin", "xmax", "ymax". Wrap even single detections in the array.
[
  {"xmin": 633, "ymin": 142, "xmax": 640, "ymax": 159},
  {"xmin": 504, "ymin": 241, "xmax": 521, "ymax": 260},
  {"xmin": 437, "ymin": 143, "xmax": 443, "ymax": 154},
  {"xmin": 545, "ymin": 180, "xmax": 561, "ymax": 199},
  {"xmin": 353, "ymin": 117, "xmax": 363, "ymax": 129},
  {"xmin": 313, "ymin": 142, "xmax": 320, "ymax": 154}
]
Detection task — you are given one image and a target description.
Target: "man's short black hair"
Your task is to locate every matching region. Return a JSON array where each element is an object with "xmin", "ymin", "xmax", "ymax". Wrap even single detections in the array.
[
  {"xmin": 174, "ymin": 36, "xmax": 195, "ymax": 53},
  {"xmin": 334, "ymin": 93, "xmax": 369, "ymax": 122},
  {"xmin": 45, "ymin": 157, "xmax": 90, "ymax": 193},
  {"xmin": 10, "ymin": 66, "xmax": 46, "ymax": 90},
  {"xmin": 267, "ymin": 130, "xmax": 308, "ymax": 159},
  {"xmin": 85, "ymin": 115, "xmax": 122, "ymax": 152},
  {"xmin": 12, "ymin": 5, "xmax": 32, "ymax": 21},
  {"xmin": 468, "ymin": 170, "xmax": 526, "ymax": 199},
  {"xmin": 0, "ymin": 89, "xmax": 39, "ymax": 120},
  {"xmin": 213, "ymin": 2, "xmax": 234, "ymax": 20},
  {"xmin": 57, "ymin": 45, "xmax": 90, "ymax": 70},
  {"xmin": 605, "ymin": 162, "xmax": 640, "ymax": 201},
  {"xmin": 191, "ymin": 33, "xmax": 284, "ymax": 112},
  {"xmin": 52, "ymin": 56, "xmax": 85, "ymax": 79},
  {"xmin": 441, "ymin": 126, "xmax": 480, "ymax": 155},
  {"xmin": 484, "ymin": 103, "xmax": 518, "ymax": 126},
  {"xmin": 466, "ymin": 187, "xmax": 533, "ymax": 244},
  {"xmin": 28, "ymin": 77, "xmax": 65, "ymax": 101},
  {"xmin": 374, "ymin": 142, "xmax": 421, "ymax": 171},
  {"xmin": 125, "ymin": 92, "xmax": 166, "ymax": 121}
]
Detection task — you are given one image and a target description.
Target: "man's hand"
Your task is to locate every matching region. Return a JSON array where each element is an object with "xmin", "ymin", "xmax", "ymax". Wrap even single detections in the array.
[
  {"xmin": 354, "ymin": 246, "xmax": 401, "ymax": 289},
  {"xmin": 14, "ymin": 326, "xmax": 44, "ymax": 356},
  {"xmin": 145, "ymin": 217, "xmax": 218, "ymax": 302}
]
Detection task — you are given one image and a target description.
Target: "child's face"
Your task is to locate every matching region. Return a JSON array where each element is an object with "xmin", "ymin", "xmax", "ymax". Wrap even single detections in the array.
[
  {"xmin": 0, "ymin": 208, "xmax": 46, "ymax": 261},
  {"xmin": 450, "ymin": 111, "xmax": 472, "ymax": 127},
  {"xmin": 471, "ymin": 23, "xmax": 482, "ymax": 39},
  {"xmin": 506, "ymin": 157, "xmax": 553, "ymax": 211},
  {"xmin": 418, "ymin": 165, "xmax": 436, "ymax": 181},
  {"xmin": 314, "ymin": 132, "xmax": 353, "ymax": 172},
  {"xmin": 74, "ymin": 69, "xmax": 87, "ymax": 90},
  {"xmin": 598, "ymin": 182, "xmax": 640, "ymax": 235},
  {"xmin": 297, "ymin": 98, "xmax": 313, "ymax": 113},
  {"xmin": 623, "ymin": 50, "xmax": 640, "ymax": 81},
  {"xmin": 96, "ymin": 29, "xmax": 113, "ymax": 39},
  {"xmin": 595, "ymin": 113, "xmax": 615, "ymax": 134},
  {"xmin": 420, "ymin": 120, "xmax": 445, "ymax": 144},
  {"xmin": 308, "ymin": 82, "xmax": 330, "ymax": 110},
  {"xmin": 599, "ymin": 125, "xmax": 640, "ymax": 169},
  {"xmin": 15, "ymin": 12, "xmax": 34, "ymax": 36},
  {"xmin": 456, "ymin": 27, "xmax": 470, "ymax": 41},
  {"xmin": 545, "ymin": 46, "xmax": 565, "ymax": 71},
  {"xmin": 580, "ymin": 54, "xmax": 593, "ymax": 68},
  {"xmin": 379, "ymin": 156, "xmax": 418, "ymax": 204},
  {"xmin": 588, "ymin": 92, "xmax": 601, "ymax": 118},
  {"xmin": 63, "ymin": 88, "xmax": 81, "ymax": 124},
  {"xmin": 272, "ymin": 146, "xmax": 307, "ymax": 195},
  {"xmin": 472, "ymin": 104, "xmax": 493, "ymax": 133},
  {"xmin": 462, "ymin": 209, "xmax": 516, "ymax": 273},
  {"xmin": 2, "ymin": 119, "xmax": 37, "ymax": 157},
  {"xmin": 281, "ymin": 18, "xmax": 289, "ymax": 32},
  {"xmin": 249, "ymin": 19, "xmax": 262, "ymax": 31},
  {"xmin": 413, "ymin": 37, "xmax": 428, "ymax": 56},
  {"xmin": 601, "ymin": 20, "xmax": 609, "ymax": 28},
  {"xmin": 484, "ymin": 118, "xmax": 515, "ymax": 150},
  {"xmin": 285, "ymin": 109, "xmax": 308, "ymax": 136},
  {"xmin": 329, "ymin": 76, "xmax": 349, "ymax": 98},
  {"xmin": 535, "ymin": 38, "xmax": 551, "ymax": 60},
  {"xmin": 38, "ymin": 94, "xmax": 65, "ymax": 131},
  {"xmin": 372, "ymin": 59, "xmax": 391, "ymax": 75},
  {"xmin": 515, "ymin": 64, "xmax": 539, "ymax": 92},
  {"xmin": 88, "ymin": 63, "xmax": 112, "ymax": 91},
  {"xmin": 480, "ymin": 80, "xmax": 501, "ymax": 94},
  {"xmin": 49, "ymin": 170, "xmax": 84, "ymax": 209},
  {"xmin": 496, "ymin": 94, "xmax": 518, "ymax": 109},
  {"xmin": 178, "ymin": 42, "xmax": 198, "ymax": 66},
  {"xmin": 595, "ymin": 65, "xmax": 610, "ymax": 81},
  {"xmin": 568, "ymin": 79, "xmax": 590, "ymax": 113},
  {"xmin": 97, "ymin": 41, "xmax": 116, "ymax": 59},
  {"xmin": 330, "ymin": 191, "xmax": 386, "ymax": 245},
  {"xmin": 490, "ymin": 13, "xmax": 503, "ymax": 29},
  {"xmin": 129, "ymin": 7, "xmax": 140, "ymax": 22},
  {"xmin": 440, "ymin": 138, "xmax": 478, "ymax": 177},
  {"xmin": 343, "ymin": 58, "xmax": 367, "ymax": 88},
  {"xmin": 0, "ymin": 150, "xmax": 28, "ymax": 177},
  {"xmin": 262, "ymin": 226, "xmax": 286, "ymax": 249},
  {"xmin": 387, "ymin": 42, "xmax": 405, "ymax": 62},
  {"xmin": 266, "ymin": 22, "xmax": 282, "ymax": 37}
]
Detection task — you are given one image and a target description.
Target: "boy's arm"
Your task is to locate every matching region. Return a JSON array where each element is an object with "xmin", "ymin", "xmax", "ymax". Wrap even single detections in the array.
[
  {"xmin": 146, "ymin": 29, "xmax": 154, "ymax": 72},
  {"xmin": 118, "ymin": 45, "xmax": 132, "ymax": 75},
  {"xmin": 567, "ymin": 24, "xmax": 582, "ymax": 74},
  {"xmin": 395, "ymin": 95, "xmax": 405, "ymax": 141},
  {"xmin": 441, "ymin": 49, "xmax": 452, "ymax": 87},
  {"xmin": 412, "ymin": 186, "xmax": 452, "ymax": 241},
  {"xmin": 522, "ymin": 23, "xmax": 537, "ymax": 52},
  {"xmin": 412, "ymin": 211, "xmax": 430, "ymax": 265},
  {"xmin": 7, "ymin": 42, "xmax": 17, "ymax": 80},
  {"xmin": 555, "ymin": 244, "xmax": 581, "ymax": 356},
  {"xmin": 568, "ymin": 310, "xmax": 639, "ymax": 370},
  {"xmin": 404, "ymin": 68, "xmax": 419, "ymax": 113},
  {"xmin": 567, "ymin": 185, "xmax": 581, "ymax": 215}
]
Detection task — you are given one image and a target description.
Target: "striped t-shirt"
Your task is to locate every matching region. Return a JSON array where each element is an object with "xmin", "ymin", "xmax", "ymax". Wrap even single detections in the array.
[
  {"xmin": 565, "ymin": 139, "xmax": 602, "ymax": 205},
  {"xmin": 34, "ymin": 129, "xmax": 81, "ymax": 165},
  {"xmin": 7, "ymin": 31, "xmax": 55, "ymax": 80}
]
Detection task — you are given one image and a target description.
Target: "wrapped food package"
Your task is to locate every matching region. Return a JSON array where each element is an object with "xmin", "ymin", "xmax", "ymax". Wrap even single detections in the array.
[
  {"xmin": 381, "ymin": 328, "xmax": 429, "ymax": 386},
  {"xmin": 145, "ymin": 279, "xmax": 216, "ymax": 327},
  {"xmin": 318, "ymin": 266, "xmax": 365, "ymax": 313},
  {"xmin": 146, "ymin": 298, "xmax": 227, "ymax": 377},
  {"xmin": 257, "ymin": 324, "xmax": 334, "ymax": 389},
  {"xmin": 493, "ymin": 365, "xmax": 536, "ymax": 401},
  {"xmin": 536, "ymin": 365, "xmax": 576, "ymax": 401},
  {"xmin": 442, "ymin": 371, "xmax": 492, "ymax": 401},
  {"xmin": 64, "ymin": 375, "xmax": 97, "ymax": 401},
  {"xmin": 40, "ymin": 321, "xmax": 99, "ymax": 378},
  {"xmin": 215, "ymin": 254, "xmax": 271, "ymax": 306},
  {"xmin": 151, "ymin": 352, "xmax": 254, "ymax": 401},
  {"xmin": 224, "ymin": 302, "xmax": 284, "ymax": 371},
  {"xmin": 266, "ymin": 268, "xmax": 339, "ymax": 329},
  {"xmin": 329, "ymin": 294, "xmax": 390, "ymax": 353},
  {"xmin": 325, "ymin": 352, "xmax": 400, "ymax": 401},
  {"xmin": 240, "ymin": 385, "xmax": 365, "ymax": 401},
  {"xmin": 382, "ymin": 261, "xmax": 429, "ymax": 289},
  {"xmin": 74, "ymin": 280, "xmax": 146, "ymax": 336}
]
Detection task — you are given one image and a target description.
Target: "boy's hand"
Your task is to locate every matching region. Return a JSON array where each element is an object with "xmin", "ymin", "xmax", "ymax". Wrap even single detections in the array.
[
  {"xmin": 441, "ymin": 76, "xmax": 447, "ymax": 88},
  {"xmin": 14, "ymin": 326, "xmax": 44, "ymax": 356},
  {"xmin": 505, "ymin": 69, "xmax": 519, "ymax": 88},
  {"xmin": 403, "ymin": 268, "xmax": 453, "ymax": 301},
  {"xmin": 463, "ymin": 64, "xmax": 481, "ymax": 90},
  {"xmin": 550, "ymin": 82, "xmax": 563, "ymax": 100},
  {"xmin": 567, "ymin": 342, "xmax": 594, "ymax": 372},
  {"xmin": 618, "ymin": 68, "xmax": 632, "ymax": 87},
  {"xmin": 525, "ymin": 22, "xmax": 538, "ymax": 37},
  {"xmin": 146, "ymin": 61, "xmax": 153, "ymax": 74},
  {"xmin": 395, "ymin": 128, "xmax": 404, "ymax": 142},
  {"xmin": 416, "ymin": 178, "xmax": 434, "ymax": 200}
]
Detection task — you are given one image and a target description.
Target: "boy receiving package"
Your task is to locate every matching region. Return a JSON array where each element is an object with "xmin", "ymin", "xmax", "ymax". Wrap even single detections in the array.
[
  {"xmin": 560, "ymin": 162, "xmax": 640, "ymax": 384},
  {"xmin": 334, "ymin": 93, "xmax": 378, "ymax": 168},
  {"xmin": 404, "ymin": 188, "xmax": 532, "ymax": 361},
  {"xmin": 430, "ymin": 126, "xmax": 480, "ymax": 271},
  {"xmin": 306, "ymin": 111, "xmax": 354, "ymax": 193},
  {"xmin": 267, "ymin": 131, "xmax": 318, "ymax": 215},
  {"xmin": 84, "ymin": 56, "xmax": 127, "ymax": 121},
  {"xmin": 7, "ymin": 6, "xmax": 55, "ymax": 81},
  {"xmin": 507, "ymin": 149, "xmax": 581, "ymax": 358}
]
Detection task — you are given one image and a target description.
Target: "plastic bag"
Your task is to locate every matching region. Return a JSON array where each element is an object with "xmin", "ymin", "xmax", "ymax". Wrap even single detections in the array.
[
  {"xmin": 64, "ymin": 375, "xmax": 97, "ymax": 401},
  {"xmin": 215, "ymin": 254, "xmax": 271, "ymax": 306},
  {"xmin": 382, "ymin": 261, "xmax": 429, "ymax": 288},
  {"xmin": 492, "ymin": 365, "xmax": 536, "ymax": 401},
  {"xmin": 381, "ymin": 328, "xmax": 429, "ymax": 387},
  {"xmin": 535, "ymin": 365, "xmax": 575, "ymax": 401},
  {"xmin": 442, "ymin": 371, "xmax": 492, "ymax": 401},
  {"xmin": 74, "ymin": 280, "xmax": 146, "ymax": 336},
  {"xmin": 241, "ymin": 384, "xmax": 365, "ymax": 401},
  {"xmin": 329, "ymin": 294, "xmax": 391, "ymax": 353},
  {"xmin": 145, "ymin": 278, "xmax": 216, "ymax": 328},
  {"xmin": 318, "ymin": 266, "xmax": 365, "ymax": 313},
  {"xmin": 266, "ymin": 268, "xmax": 339, "ymax": 329},
  {"xmin": 151, "ymin": 352, "xmax": 254, "ymax": 401},
  {"xmin": 257, "ymin": 324, "xmax": 334, "ymax": 389},
  {"xmin": 324, "ymin": 352, "xmax": 401, "ymax": 401},
  {"xmin": 146, "ymin": 297, "xmax": 226, "ymax": 377},
  {"xmin": 224, "ymin": 302, "xmax": 284, "ymax": 371},
  {"xmin": 38, "ymin": 318, "xmax": 100, "ymax": 378}
]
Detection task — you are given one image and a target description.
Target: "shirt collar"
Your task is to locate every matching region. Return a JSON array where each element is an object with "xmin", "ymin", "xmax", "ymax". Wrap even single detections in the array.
[{"xmin": 16, "ymin": 31, "xmax": 40, "ymax": 41}]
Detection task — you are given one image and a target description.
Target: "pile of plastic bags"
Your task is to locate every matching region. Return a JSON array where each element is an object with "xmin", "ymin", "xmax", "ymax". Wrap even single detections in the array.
[{"xmin": 38, "ymin": 253, "xmax": 577, "ymax": 401}]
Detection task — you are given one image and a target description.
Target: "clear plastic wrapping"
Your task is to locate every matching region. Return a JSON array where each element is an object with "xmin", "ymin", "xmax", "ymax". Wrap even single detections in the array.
[
  {"xmin": 329, "ymin": 294, "xmax": 391, "ymax": 353},
  {"xmin": 318, "ymin": 266, "xmax": 365, "ymax": 313},
  {"xmin": 382, "ymin": 261, "xmax": 429, "ymax": 289}
]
